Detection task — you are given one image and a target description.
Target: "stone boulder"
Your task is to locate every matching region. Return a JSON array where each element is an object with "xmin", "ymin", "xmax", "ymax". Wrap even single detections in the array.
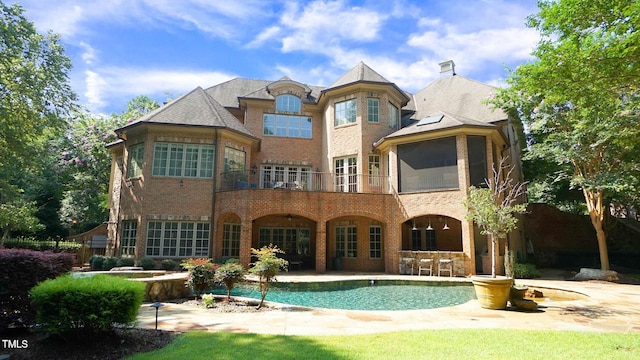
[{"xmin": 573, "ymin": 268, "xmax": 619, "ymax": 282}]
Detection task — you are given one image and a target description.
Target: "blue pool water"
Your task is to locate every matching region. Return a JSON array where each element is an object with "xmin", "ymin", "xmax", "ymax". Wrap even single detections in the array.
[{"xmin": 212, "ymin": 280, "xmax": 476, "ymax": 311}]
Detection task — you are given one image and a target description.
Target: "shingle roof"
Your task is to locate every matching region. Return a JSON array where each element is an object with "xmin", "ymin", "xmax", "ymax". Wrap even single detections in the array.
[
  {"xmin": 326, "ymin": 61, "xmax": 393, "ymax": 89},
  {"xmin": 379, "ymin": 111, "xmax": 496, "ymax": 143},
  {"xmin": 410, "ymin": 75, "xmax": 506, "ymax": 123},
  {"xmin": 206, "ymin": 78, "xmax": 324, "ymax": 106},
  {"xmin": 116, "ymin": 87, "xmax": 258, "ymax": 139}
]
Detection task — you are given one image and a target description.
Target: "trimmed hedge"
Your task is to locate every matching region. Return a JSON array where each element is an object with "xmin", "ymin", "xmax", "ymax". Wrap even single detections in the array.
[
  {"xmin": 137, "ymin": 257, "xmax": 156, "ymax": 270},
  {"xmin": 0, "ymin": 249, "xmax": 74, "ymax": 328},
  {"xmin": 30, "ymin": 274, "xmax": 146, "ymax": 335}
]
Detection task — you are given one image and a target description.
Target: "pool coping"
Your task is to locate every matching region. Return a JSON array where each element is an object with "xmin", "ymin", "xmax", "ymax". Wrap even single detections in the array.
[{"xmin": 136, "ymin": 272, "xmax": 640, "ymax": 335}]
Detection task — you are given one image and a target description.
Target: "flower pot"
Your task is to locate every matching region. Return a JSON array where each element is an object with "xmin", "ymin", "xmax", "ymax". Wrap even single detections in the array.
[{"xmin": 471, "ymin": 275, "xmax": 513, "ymax": 310}]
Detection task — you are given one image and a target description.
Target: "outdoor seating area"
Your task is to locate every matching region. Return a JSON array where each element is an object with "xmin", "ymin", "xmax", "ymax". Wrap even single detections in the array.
[{"xmin": 398, "ymin": 251, "xmax": 462, "ymax": 276}]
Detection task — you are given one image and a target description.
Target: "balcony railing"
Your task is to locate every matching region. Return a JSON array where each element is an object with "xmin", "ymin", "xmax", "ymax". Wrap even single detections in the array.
[{"xmin": 218, "ymin": 170, "xmax": 389, "ymax": 194}]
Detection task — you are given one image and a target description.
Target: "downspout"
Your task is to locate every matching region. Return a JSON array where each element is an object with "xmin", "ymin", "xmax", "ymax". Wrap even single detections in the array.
[{"xmin": 211, "ymin": 128, "xmax": 219, "ymax": 258}]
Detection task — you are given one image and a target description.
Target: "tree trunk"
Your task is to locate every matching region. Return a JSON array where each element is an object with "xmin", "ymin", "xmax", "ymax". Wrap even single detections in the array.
[
  {"xmin": 583, "ymin": 188, "xmax": 610, "ymax": 270},
  {"xmin": 490, "ymin": 234, "xmax": 497, "ymax": 278}
]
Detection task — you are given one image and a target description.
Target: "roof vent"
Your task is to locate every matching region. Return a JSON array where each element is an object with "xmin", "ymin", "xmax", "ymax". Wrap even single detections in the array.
[{"xmin": 439, "ymin": 60, "xmax": 456, "ymax": 77}]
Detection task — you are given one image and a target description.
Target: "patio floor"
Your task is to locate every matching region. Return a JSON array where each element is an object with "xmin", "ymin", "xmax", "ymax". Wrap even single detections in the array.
[{"xmin": 136, "ymin": 269, "xmax": 640, "ymax": 335}]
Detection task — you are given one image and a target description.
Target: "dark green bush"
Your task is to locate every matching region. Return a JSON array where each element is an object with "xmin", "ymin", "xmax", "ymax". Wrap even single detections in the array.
[
  {"xmin": 514, "ymin": 263, "xmax": 541, "ymax": 279},
  {"xmin": 3, "ymin": 237, "xmax": 81, "ymax": 253},
  {"xmin": 102, "ymin": 257, "xmax": 118, "ymax": 270},
  {"xmin": 0, "ymin": 249, "xmax": 74, "ymax": 329},
  {"xmin": 30, "ymin": 274, "xmax": 145, "ymax": 335},
  {"xmin": 137, "ymin": 257, "xmax": 156, "ymax": 270},
  {"xmin": 161, "ymin": 259, "xmax": 177, "ymax": 270},
  {"xmin": 89, "ymin": 255, "xmax": 105, "ymax": 270},
  {"xmin": 116, "ymin": 257, "xmax": 135, "ymax": 267}
]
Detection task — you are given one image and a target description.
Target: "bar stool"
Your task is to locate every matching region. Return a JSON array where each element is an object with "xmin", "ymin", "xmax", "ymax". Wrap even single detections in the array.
[
  {"xmin": 438, "ymin": 252, "xmax": 453, "ymax": 276},
  {"xmin": 418, "ymin": 258, "xmax": 433, "ymax": 276}
]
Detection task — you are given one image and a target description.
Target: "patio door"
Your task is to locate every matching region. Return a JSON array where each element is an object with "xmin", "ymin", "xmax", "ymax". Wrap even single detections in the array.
[{"xmin": 334, "ymin": 156, "xmax": 357, "ymax": 192}]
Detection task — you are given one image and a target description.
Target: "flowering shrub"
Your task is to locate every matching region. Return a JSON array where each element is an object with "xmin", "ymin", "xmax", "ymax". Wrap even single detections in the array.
[{"xmin": 181, "ymin": 258, "xmax": 219, "ymax": 299}]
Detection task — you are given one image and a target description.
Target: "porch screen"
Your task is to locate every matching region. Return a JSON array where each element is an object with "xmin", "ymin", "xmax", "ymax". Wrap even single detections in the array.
[{"xmin": 398, "ymin": 137, "xmax": 458, "ymax": 192}]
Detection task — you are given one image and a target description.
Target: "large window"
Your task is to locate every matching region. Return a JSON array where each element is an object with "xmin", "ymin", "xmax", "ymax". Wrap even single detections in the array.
[
  {"xmin": 224, "ymin": 147, "xmax": 245, "ymax": 172},
  {"xmin": 336, "ymin": 225, "xmax": 357, "ymax": 258},
  {"xmin": 121, "ymin": 221, "xmax": 137, "ymax": 256},
  {"xmin": 127, "ymin": 143, "xmax": 144, "ymax": 178},
  {"xmin": 276, "ymin": 94, "xmax": 301, "ymax": 112},
  {"xmin": 222, "ymin": 223, "xmax": 240, "ymax": 257},
  {"xmin": 467, "ymin": 135, "xmax": 488, "ymax": 187},
  {"xmin": 367, "ymin": 98, "xmax": 379, "ymax": 123},
  {"xmin": 388, "ymin": 102, "xmax": 399, "ymax": 129},
  {"xmin": 334, "ymin": 156, "xmax": 357, "ymax": 192},
  {"xmin": 152, "ymin": 143, "xmax": 214, "ymax": 178},
  {"xmin": 263, "ymin": 114, "xmax": 312, "ymax": 138},
  {"xmin": 335, "ymin": 99, "xmax": 357, "ymax": 126},
  {"xmin": 398, "ymin": 137, "xmax": 458, "ymax": 192},
  {"xmin": 259, "ymin": 227, "xmax": 311, "ymax": 255},
  {"xmin": 145, "ymin": 221, "xmax": 210, "ymax": 257},
  {"xmin": 261, "ymin": 165, "xmax": 310, "ymax": 189},
  {"xmin": 369, "ymin": 225, "xmax": 381, "ymax": 258}
]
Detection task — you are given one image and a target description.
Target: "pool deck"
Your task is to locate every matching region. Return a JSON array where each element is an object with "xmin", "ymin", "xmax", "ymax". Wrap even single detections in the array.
[{"xmin": 136, "ymin": 270, "xmax": 640, "ymax": 335}]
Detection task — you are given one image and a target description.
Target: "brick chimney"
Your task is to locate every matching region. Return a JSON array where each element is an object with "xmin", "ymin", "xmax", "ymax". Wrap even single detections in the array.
[{"xmin": 439, "ymin": 60, "xmax": 456, "ymax": 77}]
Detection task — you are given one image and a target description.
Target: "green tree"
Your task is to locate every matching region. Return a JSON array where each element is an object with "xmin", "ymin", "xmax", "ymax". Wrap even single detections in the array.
[
  {"xmin": 249, "ymin": 245, "xmax": 288, "ymax": 310},
  {"xmin": 463, "ymin": 158, "xmax": 527, "ymax": 278},
  {"xmin": 493, "ymin": 0, "xmax": 640, "ymax": 270},
  {"xmin": 0, "ymin": 199, "xmax": 44, "ymax": 245}
]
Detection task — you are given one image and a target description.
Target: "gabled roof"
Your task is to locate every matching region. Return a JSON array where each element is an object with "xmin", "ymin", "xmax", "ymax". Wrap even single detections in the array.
[
  {"xmin": 116, "ymin": 87, "xmax": 258, "ymax": 139},
  {"xmin": 409, "ymin": 75, "xmax": 506, "ymax": 123}
]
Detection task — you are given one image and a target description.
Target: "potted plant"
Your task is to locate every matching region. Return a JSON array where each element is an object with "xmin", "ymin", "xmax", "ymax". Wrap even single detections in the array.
[{"xmin": 463, "ymin": 157, "xmax": 527, "ymax": 309}]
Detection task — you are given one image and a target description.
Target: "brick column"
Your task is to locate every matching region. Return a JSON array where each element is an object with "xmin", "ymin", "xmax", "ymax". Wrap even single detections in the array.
[{"xmin": 315, "ymin": 221, "xmax": 326, "ymax": 273}]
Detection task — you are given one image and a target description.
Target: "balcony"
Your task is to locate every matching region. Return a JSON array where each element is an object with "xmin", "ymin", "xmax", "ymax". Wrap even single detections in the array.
[{"xmin": 218, "ymin": 170, "xmax": 389, "ymax": 194}]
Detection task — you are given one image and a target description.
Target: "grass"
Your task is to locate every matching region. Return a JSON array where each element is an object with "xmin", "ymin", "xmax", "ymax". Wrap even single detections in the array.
[{"xmin": 126, "ymin": 329, "xmax": 640, "ymax": 360}]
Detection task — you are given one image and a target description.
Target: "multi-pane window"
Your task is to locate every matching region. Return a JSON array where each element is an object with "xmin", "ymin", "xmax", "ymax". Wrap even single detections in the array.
[
  {"xmin": 336, "ymin": 225, "xmax": 357, "ymax": 258},
  {"xmin": 335, "ymin": 99, "xmax": 357, "ymax": 127},
  {"xmin": 369, "ymin": 225, "xmax": 381, "ymax": 258},
  {"xmin": 127, "ymin": 143, "xmax": 144, "ymax": 178},
  {"xmin": 121, "ymin": 221, "xmax": 137, "ymax": 256},
  {"xmin": 261, "ymin": 165, "xmax": 310, "ymax": 189},
  {"xmin": 222, "ymin": 223, "xmax": 241, "ymax": 257},
  {"xmin": 334, "ymin": 156, "xmax": 357, "ymax": 192},
  {"xmin": 259, "ymin": 228, "xmax": 310, "ymax": 255},
  {"xmin": 276, "ymin": 94, "xmax": 301, "ymax": 113},
  {"xmin": 388, "ymin": 102, "xmax": 399, "ymax": 129},
  {"xmin": 426, "ymin": 229, "xmax": 437, "ymax": 251},
  {"xmin": 152, "ymin": 143, "xmax": 214, "ymax": 178},
  {"xmin": 263, "ymin": 114, "xmax": 312, "ymax": 138},
  {"xmin": 145, "ymin": 221, "xmax": 210, "ymax": 257},
  {"xmin": 367, "ymin": 98, "xmax": 379, "ymax": 123},
  {"xmin": 224, "ymin": 147, "xmax": 246, "ymax": 171}
]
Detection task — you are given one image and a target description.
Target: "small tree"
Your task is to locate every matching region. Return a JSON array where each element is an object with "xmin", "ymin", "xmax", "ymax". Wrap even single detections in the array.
[
  {"xmin": 181, "ymin": 258, "xmax": 218, "ymax": 299},
  {"xmin": 463, "ymin": 157, "xmax": 527, "ymax": 278},
  {"xmin": 214, "ymin": 261, "xmax": 245, "ymax": 302},
  {"xmin": 248, "ymin": 245, "xmax": 288, "ymax": 310}
]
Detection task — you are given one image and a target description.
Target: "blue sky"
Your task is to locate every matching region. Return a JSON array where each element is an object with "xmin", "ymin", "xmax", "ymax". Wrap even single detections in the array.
[{"xmin": 17, "ymin": 0, "xmax": 540, "ymax": 115}]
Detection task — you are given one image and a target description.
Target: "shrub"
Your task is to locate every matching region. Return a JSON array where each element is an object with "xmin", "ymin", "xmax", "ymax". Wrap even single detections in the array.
[
  {"xmin": 215, "ymin": 261, "xmax": 245, "ymax": 301},
  {"xmin": 161, "ymin": 259, "xmax": 177, "ymax": 271},
  {"xmin": 181, "ymin": 258, "xmax": 218, "ymax": 299},
  {"xmin": 30, "ymin": 274, "xmax": 146, "ymax": 336},
  {"xmin": 138, "ymin": 257, "xmax": 156, "ymax": 270},
  {"xmin": 102, "ymin": 257, "xmax": 118, "ymax": 270},
  {"xmin": 89, "ymin": 255, "xmax": 105, "ymax": 270},
  {"xmin": 514, "ymin": 263, "xmax": 541, "ymax": 279},
  {"xmin": 116, "ymin": 257, "xmax": 135, "ymax": 267},
  {"xmin": 0, "ymin": 249, "xmax": 74, "ymax": 329},
  {"xmin": 249, "ymin": 245, "xmax": 288, "ymax": 309},
  {"xmin": 201, "ymin": 293, "xmax": 215, "ymax": 308},
  {"xmin": 3, "ymin": 237, "xmax": 81, "ymax": 253}
]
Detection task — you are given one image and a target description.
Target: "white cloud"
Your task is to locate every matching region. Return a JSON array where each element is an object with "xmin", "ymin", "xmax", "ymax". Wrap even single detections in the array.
[
  {"xmin": 78, "ymin": 42, "xmax": 97, "ymax": 65},
  {"xmin": 82, "ymin": 67, "xmax": 236, "ymax": 113},
  {"xmin": 246, "ymin": 26, "xmax": 282, "ymax": 49}
]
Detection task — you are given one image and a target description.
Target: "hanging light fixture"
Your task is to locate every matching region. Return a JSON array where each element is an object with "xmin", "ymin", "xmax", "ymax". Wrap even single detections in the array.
[
  {"xmin": 443, "ymin": 218, "xmax": 450, "ymax": 230},
  {"xmin": 411, "ymin": 220, "xmax": 418, "ymax": 231},
  {"xmin": 426, "ymin": 218, "xmax": 433, "ymax": 231}
]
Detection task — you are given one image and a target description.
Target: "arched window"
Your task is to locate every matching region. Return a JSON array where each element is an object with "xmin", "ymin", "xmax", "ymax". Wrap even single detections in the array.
[{"xmin": 276, "ymin": 94, "xmax": 301, "ymax": 113}]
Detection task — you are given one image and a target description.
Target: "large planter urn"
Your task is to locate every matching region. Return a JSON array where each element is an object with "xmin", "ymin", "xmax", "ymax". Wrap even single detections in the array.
[{"xmin": 471, "ymin": 275, "xmax": 513, "ymax": 310}]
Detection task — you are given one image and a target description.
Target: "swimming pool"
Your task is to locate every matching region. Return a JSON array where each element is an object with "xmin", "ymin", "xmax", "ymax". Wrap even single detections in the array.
[{"xmin": 212, "ymin": 280, "xmax": 476, "ymax": 311}]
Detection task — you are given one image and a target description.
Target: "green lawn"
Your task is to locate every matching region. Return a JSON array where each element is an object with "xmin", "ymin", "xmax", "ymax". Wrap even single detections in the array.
[{"xmin": 127, "ymin": 329, "xmax": 640, "ymax": 360}]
